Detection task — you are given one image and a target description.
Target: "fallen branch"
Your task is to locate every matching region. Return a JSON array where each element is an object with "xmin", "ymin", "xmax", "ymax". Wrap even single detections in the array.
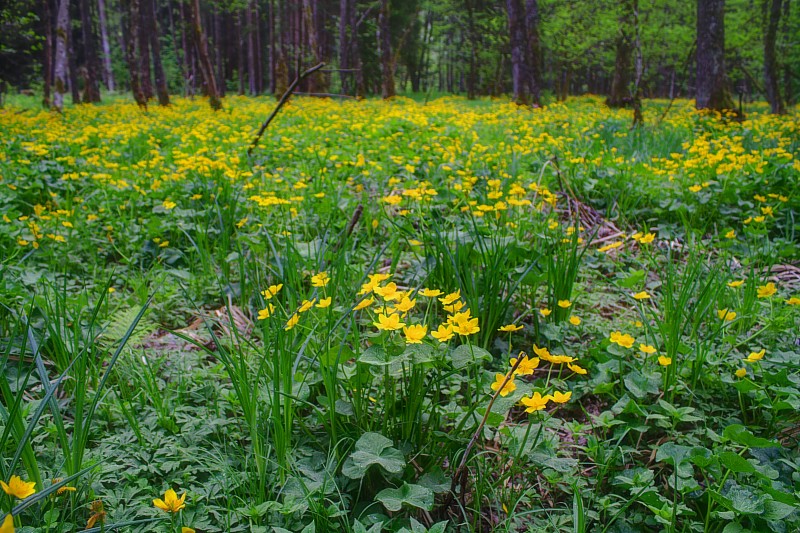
[{"xmin": 247, "ymin": 62, "xmax": 326, "ymax": 156}]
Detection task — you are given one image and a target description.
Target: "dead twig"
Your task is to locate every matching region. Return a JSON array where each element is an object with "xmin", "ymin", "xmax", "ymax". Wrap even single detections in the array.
[{"xmin": 247, "ymin": 62, "xmax": 326, "ymax": 156}]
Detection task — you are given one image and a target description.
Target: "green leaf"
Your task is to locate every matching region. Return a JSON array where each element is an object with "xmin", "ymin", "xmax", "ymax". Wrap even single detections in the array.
[
  {"xmin": 450, "ymin": 344, "xmax": 491, "ymax": 369},
  {"xmin": 762, "ymin": 498, "xmax": 797, "ymax": 521},
  {"xmin": 403, "ymin": 343, "xmax": 435, "ymax": 364},
  {"xmin": 358, "ymin": 345, "xmax": 405, "ymax": 367},
  {"xmin": 342, "ymin": 432, "xmax": 405, "ymax": 479},
  {"xmin": 723, "ymin": 424, "xmax": 777, "ymax": 449},
  {"xmin": 624, "ymin": 370, "xmax": 660, "ymax": 399},
  {"xmin": 375, "ymin": 483, "xmax": 434, "ymax": 512},
  {"xmin": 717, "ymin": 451, "xmax": 755, "ymax": 474},
  {"xmin": 656, "ymin": 442, "xmax": 692, "ymax": 466}
]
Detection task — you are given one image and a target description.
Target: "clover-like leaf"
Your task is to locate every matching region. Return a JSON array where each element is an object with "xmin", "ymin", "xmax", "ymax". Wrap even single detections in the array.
[
  {"xmin": 342, "ymin": 432, "xmax": 405, "ymax": 479},
  {"xmin": 375, "ymin": 482, "xmax": 434, "ymax": 512}
]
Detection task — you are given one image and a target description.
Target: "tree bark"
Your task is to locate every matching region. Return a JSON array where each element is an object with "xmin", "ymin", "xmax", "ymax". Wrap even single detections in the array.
[
  {"xmin": 465, "ymin": 0, "xmax": 477, "ymax": 99},
  {"xmin": 696, "ymin": 0, "xmax": 735, "ymax": 111},
  {"xmin": 632, "ymin": 0, "xmax": 643, "ymax": 125},
  {"xmin": 43, "ymin": 0, "xmax": 53, "ymax": 108},
  {"xmin": 248, "ymin": 1, "xmax": 257, "ymax": 94},
  {"xmin": 123, "ymin": 0, "xmax": 147, "ymax": 106},
  {"xmin": 607, "ymin": 3, "xmax": 633, "ymax": 108},
  {"xmin": 377, "ymin": 0, "xmax": 395, "ymax": 98},
  {"xmin": 763, "ymin": 0, "xmax": 785, "ymax": 114},
  {"xmin": 53, "ymin": 0, "xmax": 70, "ymax": 112},
  {"xmin": 339, "ymin": 0, "xmax": 351, "ymax": 94},
  {"xmin": 781, "ymin": 0, "xmax": 791, "ymax": 104},
  {"xmin": 190, "ymin": 0, "xmax": 221, "ymax": 109},
  {"xmin": 506, "ymin": 0, "xmax": 528, "ymax": 104},
  {"xmin": 145, "ymin": 0, "xmax": 169, "ymax": 105},
  {"xmin": 68, "ymin": 18, "xmax": 81, "ymax": 104},
  {"xmin": 524, "ymin": 0, "xmax": 542, "ymax": 105},
  {"xmin": 79, "ymin": 0, "xmax": 102, "ymax": 102},
  {"xmin": 137, "ymin": 1, "xmax": 153, "ymax": 99},
  {"xmin": 97, "ymin": 0, "xmax": 115, "ymax": 91}
]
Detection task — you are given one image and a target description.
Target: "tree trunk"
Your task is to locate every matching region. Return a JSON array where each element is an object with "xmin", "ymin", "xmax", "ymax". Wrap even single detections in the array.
[
  {"xmin": 97, "ymin": 0, "xmax": 115, "ymax": 91},
  {"xmin": 632, "ymin": 0, "xmax": 643, "ymax": 125},
  {"xmin": 506, "ymin": 0, "xmax": 528, "ymax": 104},
  {"xmin": 190, "ymin": 0, "xmax": 221, "ymax": 109},
  {"xmin": 43, "ymin": 0, "xmax": 53, "ymax": 108},
  {"xmin": 214, "ymin": 7, "xmax": 225, "ymax": 97},
  {"xmin": 763, "ymin": 0, "xmax": 785, "ymax": 114},
  {"xmin": 524, "ymin": 0, "xmax": 542, "ymax": 105},
  {"xmin": 248, "ymin": 2, "xmax": 257, "ymax": 94},
  {"xmin": 377, "ymin": 0, "xmax": 395, "ymax": 98},
  {"xmin": 339, "ymin": 0, "xmax": 350, "ymax": 94},
  {"xmin": 607, "ymin": 1, "xmax": 634, "ymax": 108},
  {"xmin": 141, "ymin": 0, "xmax": 169, "ymax": 105},
  {"xmin": 696, "ymin": 0, "xmax": 735, "ymax": 111},
  {"xmin": 465, "ymin": 0, "xmax": 477, "ymax": 99},
  {"xmin": 79, "ymin": 0, "xmax": 102, "ymax": 102},
  {"xmin": 781, "ymin": 0, "xmax": 791, "ymax": 104},
  {"xmin": 122, "ymin": 0, "xmax": 146, "ymax": 106},
  {"xmin": 138, "ymin": 2, "xmax": 153, "ymax": 99},
  {"xmin": 53, "ymin": 0, "xmax": 70, "ymax": 111}
]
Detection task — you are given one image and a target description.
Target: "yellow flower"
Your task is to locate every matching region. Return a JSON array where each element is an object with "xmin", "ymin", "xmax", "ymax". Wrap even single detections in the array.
[
  {"xmin": 638, "ymin": 233, "xmax": 655, "ymax": 244},
  {"xmin": 510, "ymin": 354, "xmax": 539, "ymax": 375},
  {"xmin": 391, "ymin": 296, "xmax": 416, "ymax": 314},
  {"xmin": 639, "ymin": 344, "xmax": 656, "ymax": 355},
  {"xmin": 735, "ymin": 368, "xmax": 747, "ymax": 378},
  {"xmin": 430, "ymin": 323, "xmax": 454, "ymax": 342},
  {"xmin": 0, "ymin": 514, "xmax": 12, "ymax": 533},
  {"xmin": 498, "ymin": 324, "xmax": 523, "ymax": 332},
  {"xmin": 182, "ymin": 529, "xmax": 196, "ymax": 533},
  {"xmin": 443, "ymin": 300, "xmax": 465, "ymax": 313},
  {"xmin": 520, "ymin": 392, "xmax": 551, "ymax": 413},
  {"xmin": 598, "ymin": 241, "xmax": 623, "ymax": 252},
  {"xmin": 756, "ymin": 282, "xmax": 777, "ymax": 298},
  {"xmin": 787, "ymin": 297, "xmax": 800, "ymax": 306},
  {"xmin": 261, "ymin": 284, "xmax": 283, "ymax": 299},
  {"xmin": 162, "ymin": 200, "xmax": 177, "ymax": 210},
  {"xmin": 257, "ymin": 304, "xmax": 275, "ymax": 320},
  {"xmin": 0, "ymin": 476, "xmax": 36, "ymax": 500},
  {"xmin": 567, "ymin": 362, "xmax": 587, "ymax": 375},
  {"xmin": 725, "ymin": 229, "xmax": 736, "ymax": 239},
  {"xmin": 609, "ymin": 331, "xmax": 635, "ymax": 349},
  {"xmin": 298, "ymin": 299, "xmax": 316, "ymax": 313},
  {"xmin": 557, "ymin": 299, "xmax": 571, "ymax": 308},
  {"xmin": 551, "ymin": 391, "xmax": 572, "ymax": 403},
  {"xmin": 374, "ymin": 313, "xmax": 405, "ymax": 331},
  {"xmin": 419, "ymin": 288, "xmax": 442, "ymax": 297},
  {"xmin": 439, "ymin": 290, "xmax": 461, "ymax": 306},
  {"xmin": 539, "ymin": 308, "xmax": 551, "ymax": 317},
  {"xmin": 316, "ymin": 297, "xmax": 332, "ymax": 308},
  {"xmin": 745, "ymin": 348, "xmax": 765, "ymax": 363},
  {"xmin": 403, "ymin": 324, "xmax": 427, "ymax": 344},
  {"xmin": 153, "ymin": 488, "xmax": 187, "ymax": 513},
  {"xmin": 354, "ymin": 296, "xmax": 374, "ymax": 310},
  {"xmin": 490, "ymin": 373, "xmax": 516, "ymax": 397},
  {"xmin": 544, "ymin": 353, "xmax": 575, "ymax": 364},
  {"xmin": 284, "ymin": 314, "xmax": 299, "ymax": 331},
  {"xmin": 311, "ymin": 271, "xmax": 330, "ymax": 287},
  {"xmin": 717, "ymin": 308, "xmax": 736, "ymax": 321},
  {"xmin": 86, "ymin": 500, "xmax": 106, "ymax": 529},
  {"xmin": 727, "ymin": 280, "xmax": 744, "ymax": 288},
  {"xmin": 51, "ymin": 478, "xmax": 76, "ymax": 495},
  {"xmin": 657, "ymin": 356, "xmax": 672, "ymax": 366},
  {"xmin": 568, "ymin": 315, "xmax": 581, "ymax": 326},
  {"xmin": 451, "ymin": 313, "xmax": 480, "ymax": 336},
  {"xmin": 688, "ymin": 184, "xmax": 702, "ymax": 193},
  {"xmin": 374, "ymin": 282, "xmax": 401, "ymax": 301},
  {"xmin": 633, "ymin": 291, "xmax": 650, "ymax": 300}
]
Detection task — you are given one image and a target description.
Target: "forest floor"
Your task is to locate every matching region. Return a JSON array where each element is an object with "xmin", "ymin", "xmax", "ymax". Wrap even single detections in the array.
[{"xmin": 0, "ymin": 95, "xmax": 799, "ymax": 532}]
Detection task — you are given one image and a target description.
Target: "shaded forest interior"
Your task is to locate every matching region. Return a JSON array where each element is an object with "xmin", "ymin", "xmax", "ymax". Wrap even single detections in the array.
[{"xmin": 1, "ymin": 0, "xmax": 797, "ymax": 113}]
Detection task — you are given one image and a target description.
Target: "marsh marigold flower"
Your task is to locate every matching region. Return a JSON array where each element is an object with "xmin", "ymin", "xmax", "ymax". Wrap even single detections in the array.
[
  {"xmin": 557, "ymin": 299, "xmax": 571, "ymax": 308},
  {"xmin": 0, "ymin": 514, "xmax": 12, "ymax": 533},
  {"xmin": 354, "ymin": 296, "xmax": 374, "ymax": 310},
  {"xmin": 154, "ymin": 488, "xmax": 187, "ymax": 513},
  {"xmin": 658, "ymin": 356, "xmax": 672, "ymax": 366},
  {"xmin": 498, "ymin": 323, "xmax": 523, "ymax": 332},
  {"xmin": 0, "ymin": 476, "xmax": 35, "ymax": 500},
  {"xmin": 86, "ymin": 500, "xmax": 106, "ymax": 529},
  {"xmin": 510, "ymin": 354, "xmax": 539, "ymax": 376},
  {"xmin": 490, "ymin": 373, "xmax": 516, "ymax": 397},
  {"xmin": 757, "ymin": 282, "xmax": 777, "ymax": 298},
  {"xmin": 551, "ymin": 391, "xmax": 572, "ymax": 403},
  {"xmin": 735, "ymin": 368, "xmax": 747, "ymax": 378},
  {"xmin": 569, "ymin": 316, "xmax": 581, "ymax": 326},
  {"xmin": 316, "ymin": 297, "xmax": 332, "ymax": 308},
  {"xmin": 374, "ymin": 313, "xmax": 405, "ymax": 331},
  {"xmin": 639, "ymin": 344, "xmax": 656, "ymax": 355},
  {"xmin": 419, "ymin": 288, "xmax": 442, "ymax": 297},
  {"xmin": 609, "ymin": 331, "xmax": 635, "ymax": 349},
  {"xmin": 311, "ymin": 272, "xmax": 330, "ymax": 288},
  {"xmin": 633, "ymin": 291, "xmax": 650, "ymax": 300},
  {"xmin": 746, "ymin": 349, "xmax": 765, "ymax": 363},
  {"xmin": 521, "ymin": 392, "xmax": 551, "ymax": 413},
  {"xmin": 430, "ymin": 324, "xmax": 454, "ymax": 342},
  {"xmin": 403, "ymin": 324, "xmax": 427, "ymax": 344},
  {"xmin": 567, "ymin": 362, "xmax": 587, "ymax": 375},
  {"xmin": 539, "ymin": 308, "xmax": 551, "ymax": 317}
]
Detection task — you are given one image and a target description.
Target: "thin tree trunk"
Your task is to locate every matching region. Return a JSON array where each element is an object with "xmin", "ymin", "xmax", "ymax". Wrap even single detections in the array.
[
  {"xmin": 53, "ymin": 0, "xmax": 70, "ymax": 111},
  {"xmin": 339, "ymin": 0, "xmax": 350, "ymax": 94},
  {"xmin": 506, "ymin": 0, "xmax": 528, "ymax": 104},
  {"xmin": 607, "ymin": 1, "xmax": 633, "ymax": 108},
  {"xmin": 696, "ymin": 0, "xmax": 735, "ymax": 111},
  {"xmin": 254, "ymin": 1, "xmax": 263, "ymax": 93},
  {"xmin": 43, "ymin": 0, "xmax": 53, "ymax": 108},
  {"xmin": 248, "ymin": 1, "xmax": 257, "ymax": 94},
  {"xmin": 190, "ymin": 0, "xmax": 221, "ymax": 109},
  {"xmin": 465, "ymin": 0, "xmax": 477, "ymax": 99},
  {"xmin": 80, "ymin": 0, "xmax": 102, "ymax": 101},
  {"xmin": 236, "ymin": 11, "xmax": 245, "ymax": 94},
  {"xmin": 97, "ymin": 0, "xmax": 114, "ymax": 91},
  {"xmin": 781, "ymin": 0, "xmax": 791, "ymax": 104},
  {"xmin": 142, "ymin": 0, "xmax": 169, "ymax": 105},
  {"xmin": 632, "ymin": 0, "xmax": 643, "ymax": 125},
  {"xmin": 138, "ymin": 2, "xmax": 153, "ymax": 99},
  {"xmin": 268, "ymin": 0, "xmax": 275, "ymax": 93},
  {"xmin": 524, "ymin": 0, "xmax": 542, "ymax": 105},
  {"xmin": 763, "ymin": 0, "xmax": 785, "ymax": 113},
  {"xmin": 68, "ymin": 18, "xmax": 81, "ymax": 104},
  {"xmin": 377, "ymin": 0, "xmax": 395, "ymax": 98},
  {"xmin": 123, "ymin": 0, "xmax": 147, "ymax": 106}
]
